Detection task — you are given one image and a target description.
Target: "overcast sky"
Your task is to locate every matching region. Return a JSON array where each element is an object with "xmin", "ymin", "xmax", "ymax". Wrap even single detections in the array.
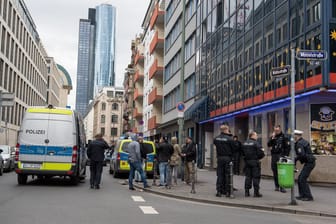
[{"xmin": 24, "ymin": 0, "xmax": 149, "ymax": 108}]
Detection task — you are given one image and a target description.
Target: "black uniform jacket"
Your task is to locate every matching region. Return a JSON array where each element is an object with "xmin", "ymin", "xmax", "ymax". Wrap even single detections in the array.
[{"xmin": 87, "ymin": 139, "xmax": 110, "ymax": 162}]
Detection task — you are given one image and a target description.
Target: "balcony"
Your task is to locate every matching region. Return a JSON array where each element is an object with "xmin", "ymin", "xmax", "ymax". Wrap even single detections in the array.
[
  {"xmin": 148, "ymin": 87, "xmax": 162, "ymax": 105},
  {"xmin": 150, "ymin": 30, "xmax": 164, "ymax": 54},
  {"xmin": 134, "ymin": 70, "xmax": 144, "ymax": 82},
  {"xmin": 133, "ymin": 88, "xmax": 143, "ymax": 100},
  {"xmin": 148, "ymin": 115, "xmax": 158, "ymax": 130},
  {"xmin": 149, "ymin": 3, "xmax": 164, "ymax": 30},
  {"xmin": 149, "ymin": 59, "xmax": 163, "ymax": 80},
  {"xmin": 133, "ymin": 108, "xmax": 142, "ymax": 118},
  {"xmin": 134, "ymin": 51, "xmax": 144, "ymax": 65}
]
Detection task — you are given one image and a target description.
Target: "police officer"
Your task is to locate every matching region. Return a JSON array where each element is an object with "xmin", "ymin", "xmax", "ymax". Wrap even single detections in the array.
[
  {"xmin": 242, "ymin": 131, "xmax": 265, "ymax": 197},
  {"xmin": 213, "ymin": 124, "xmax": 235, "ymax": 197},
  {"xmin": 294, "ymin": 130, "xmax": 316, "ymax": 201},
  {"xmin": 267, "ymin": 125, "xmax": 290, "ymax": 193}
]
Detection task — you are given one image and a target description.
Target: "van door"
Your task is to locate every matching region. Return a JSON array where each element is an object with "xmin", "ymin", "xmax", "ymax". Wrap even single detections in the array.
[{"xmin": 19, "ymin": 113, "xmax": 49, "ymax": 169}]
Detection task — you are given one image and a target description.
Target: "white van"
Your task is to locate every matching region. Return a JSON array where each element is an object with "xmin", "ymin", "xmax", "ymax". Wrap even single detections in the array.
[{"xmin": 15, "ymin": 105, "xmax": 87, "ymax": 185}]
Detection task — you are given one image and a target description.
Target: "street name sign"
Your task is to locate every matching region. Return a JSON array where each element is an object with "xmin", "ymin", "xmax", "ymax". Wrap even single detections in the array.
[
  {"xmin": 271, "ymin": 65, "xmax": 291, "ymax": 78},
  {"xmin": 296, "ymin": 50, "xmax": 327, "ymax": 60}
]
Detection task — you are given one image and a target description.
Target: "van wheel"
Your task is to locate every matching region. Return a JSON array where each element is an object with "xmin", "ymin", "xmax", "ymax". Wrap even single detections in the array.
[{"xmin": 18, "ymin": 174, "xmax": 27, "ymax": 185}]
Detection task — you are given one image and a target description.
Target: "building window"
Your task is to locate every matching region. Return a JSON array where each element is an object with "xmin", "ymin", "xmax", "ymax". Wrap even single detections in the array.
[
  {"xmin": 101, "ymin": 102, "xmax": 106, "ymax": 110},
  {"xmin": 333, "ymin": 0, "xmax": 336, "ymax": 18},
  {"xmin": 107, "ymin": 91, "xmax": 113, "ymax": 97},
  {"xmin": 165, "ymin": 16, "xmax": 182, "ymax": 51},
  {"xmin": 111, "ymin": 114, "xmax": 118, "ymax": 123},
  {"xmin": 101, "ymin": 115, "xmax": 105, "ymax": 123},
  {"xmin": 185, "ymin": 0, "xmax": 196, "ymax": 23},
  {"xmin": 164, "ymin": 51, "xmax": 181, "ymax": 82},
  {"xmin": 111, "ymin": 128, "xmax": 118, "ymax": 137},
  {"xmin": 267, "ymin": 112, "xmax": 278, "ymax": 136},
  {"xmin": 185, "ymin": 33, "xmax": 195, "ymax": 62},
  {"xmin": 312, "ymin": 3, "xmax": 320, "ymax": 23},
  {"xmin": 112, "ymin": 103, "xmax": 118, "ymax": 110},
  {"xmin": 253, "ymin": 115, "xmax": 262, "ymax": 135},
  {"xmin": 101, "ymin": 127, "xmax": 105, "ymax": 136},
  {"xmin": 185, "ymin": 74, "xmax": 195, "ymax": 100}
]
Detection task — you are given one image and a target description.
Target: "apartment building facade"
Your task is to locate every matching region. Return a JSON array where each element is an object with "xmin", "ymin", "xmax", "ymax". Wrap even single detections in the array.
[{"xmin": 0, "ymin": 0, "xmax": 71, "ymax": 145}]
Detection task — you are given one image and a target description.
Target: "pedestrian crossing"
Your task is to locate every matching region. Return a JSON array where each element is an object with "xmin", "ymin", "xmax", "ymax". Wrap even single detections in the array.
[{"xmin": 131, "ymin": 195, "xmax": 159, "ymax": 214}]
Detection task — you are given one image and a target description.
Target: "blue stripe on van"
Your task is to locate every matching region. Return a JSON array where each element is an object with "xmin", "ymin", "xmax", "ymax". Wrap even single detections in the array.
[
  {"xmin": 119, "ymin": 152, "xmax": 129, "ymax": 160},
  {"xmin": 20, "ymin": 145, "xmax": 73, "ymax": 156}
]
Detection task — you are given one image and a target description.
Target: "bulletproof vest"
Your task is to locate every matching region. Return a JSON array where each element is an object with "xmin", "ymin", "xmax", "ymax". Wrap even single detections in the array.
[
  {"xmin": 242, "ymin": 139, "xmax": 259, "ymax": 160},
  {"xmin": 214, "ymin": 133, "xmax": 233, "ymax": 157}
]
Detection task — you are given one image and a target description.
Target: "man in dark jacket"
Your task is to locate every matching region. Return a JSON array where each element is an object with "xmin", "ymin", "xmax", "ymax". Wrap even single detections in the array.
[
  {"xmin": 87, "ymin": 133, "xmax": 110, "ymax": 189},
  {"xmin": 233, "ymin": 135, "xmax": 242, "ymax": 175},
  {"xmin": 213, "ymin": 124, "xmax": 235, "ymax": 197},
  {"xmin": 294, "ymin": 130, "xmax": 316, "ymax": 201},
  {"xmin": 267, "ymin": 125, "xmax": 290, "ymax": 193},
  {"xmin": 181, "ymin": 136, "xmax": 196, "ymax": 185},
  {"xmin": 242, "ymin": 131, "xmax": 265, "ymax": 197},
  {"xmin": 157, "ymin": 137, "xmax": 174, "ymax": 186}
]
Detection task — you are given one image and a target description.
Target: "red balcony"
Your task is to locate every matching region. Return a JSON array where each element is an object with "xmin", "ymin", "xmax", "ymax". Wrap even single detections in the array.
[
  {"xmin": 133, "ymin": 88, "xmax": 143, "ymax": 100},
  {"xmin": 306, "ymin": 74, "xmax": 322, "ymax": 89},
  {"xmin": 133, "ymin": 108, "xmax": 142, "ymax": 118},
  {"xmin": 149, "ymin": 59, "xmax": 163, "ymax": 79},
  {"xmin": 134, "ymin": 71, "xmax": 144, "ymax": 82},
  {"xmin": 148, "ymin": 115, "xmax": 158, "ymax": 130},
  {"xmin": 150, "ymin": 31, "xmax": 164, "ymax": 54},
  {"xmin": 150, "ymin": 3, "xmax": 164, "ymax": 30},
  {"xmin": 134, "ymin": 51, "xmax": 144, "ymax": 64},
  {"xmin": 148, "ymin": 87, "xmax": 162, "ymax": 105}
]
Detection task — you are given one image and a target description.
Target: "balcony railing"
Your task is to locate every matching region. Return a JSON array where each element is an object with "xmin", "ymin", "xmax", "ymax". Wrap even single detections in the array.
[
  {"xmin": 150, "ymin": 3, "xmax": 164, "ymax": 30},
  {"xmin": 150, "ymin": 30, "xmax": 164, "ymax": 54},
  {"xmin": 148, "ymin": 87, "xmax": 162, "ymax": 105},
  {"xmin": 149, "ymin": 59, "xmax": 163, "ymax": 80},
  {"xmin": 134, "ymin": 51, "xmax": 144, "ymax": 64},
  {"xmin": 148, "ymin": 115, "xmax": 157, "ymax": 130}
]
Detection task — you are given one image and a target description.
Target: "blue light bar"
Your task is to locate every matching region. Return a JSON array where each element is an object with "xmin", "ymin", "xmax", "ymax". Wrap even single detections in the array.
[{"xmin": 199, "ymin": 89, "xmax": 324, "ymax": 124}]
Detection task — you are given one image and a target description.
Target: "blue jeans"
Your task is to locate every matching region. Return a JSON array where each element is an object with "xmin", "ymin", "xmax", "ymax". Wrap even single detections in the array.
[
  {"xmin": 159, "ymin": 162, "xmax": 168, "ymax": 186},
  {"xmin": 128, "ymin": 161, "xmax": 148, "ymax": 189}
]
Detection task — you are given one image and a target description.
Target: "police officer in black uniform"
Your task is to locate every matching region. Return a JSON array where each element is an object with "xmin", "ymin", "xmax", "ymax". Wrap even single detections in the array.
[
  {"xmin": 267, "ymin": 125, "xmax": 290, "ymax": 193},
  {"xmin": 294, "ymin": 130, "xmax": 316, "ymax": 201},
  {"xmin": 213, "ymin": 124, "xmax": 235, "ymax": 197},
  {"xmin": 242, "ymin": 131, "xmax": 265, "ymax": 197}
]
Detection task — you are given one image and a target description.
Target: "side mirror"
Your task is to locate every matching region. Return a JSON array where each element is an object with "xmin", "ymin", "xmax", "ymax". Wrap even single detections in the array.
[{"xmin": 0, "ymin": 149, "xmax": 3, "ymax": 153}]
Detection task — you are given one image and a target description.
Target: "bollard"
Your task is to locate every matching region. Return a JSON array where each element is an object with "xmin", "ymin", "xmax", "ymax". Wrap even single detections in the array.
[
  {"xmin": 228, "ymin": 161, "xmax": 234, "ymax": 198},
  {"xmin": 190, "ymin": 160, "xmax": 196, "ymax": 194},
  {"xmin": 152, "ymin": 159, "xmax": 157, "ymax": 186}
]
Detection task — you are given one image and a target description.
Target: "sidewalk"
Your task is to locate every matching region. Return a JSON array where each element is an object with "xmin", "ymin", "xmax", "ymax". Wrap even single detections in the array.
[{"xmin": 135, "ymin": 169, "xmax": 336, "ymax": 217}]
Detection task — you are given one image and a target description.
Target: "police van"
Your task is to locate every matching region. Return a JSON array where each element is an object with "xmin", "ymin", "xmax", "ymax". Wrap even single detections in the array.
[{"xmin": 15, "ymin": 105, "xmax": 87, "ymax": 185}]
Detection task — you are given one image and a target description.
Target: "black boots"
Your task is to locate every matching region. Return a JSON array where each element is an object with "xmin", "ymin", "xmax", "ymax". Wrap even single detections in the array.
[
  {"xmin": 254, "ymin": 190, "xmax": 263, "ymax": 197},
  {"xmin": 245, "ymin": 189, "xmax": 250, "ymax": 197}
]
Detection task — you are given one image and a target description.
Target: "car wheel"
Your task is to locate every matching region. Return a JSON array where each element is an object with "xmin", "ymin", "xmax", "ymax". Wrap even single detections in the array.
[
  {"xmin": 109, "ymin": 164, "xmax": 114, "ymax": 174},
  {"xmin": 0, "ymin": 163, "xmax": 3, "ymax": 176},
  {"xmin": 113, "ymin": 165, "xmax": 120, "ymax": 178},
  {"xmin": 17, "ymin": 174, "xmax": 27, "ymax": 185}
]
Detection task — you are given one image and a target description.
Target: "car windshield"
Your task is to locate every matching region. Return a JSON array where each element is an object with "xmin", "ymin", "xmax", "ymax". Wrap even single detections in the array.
[{"xmin": 0, "ymin": 146, "xmax": 10, "ymax": 154}]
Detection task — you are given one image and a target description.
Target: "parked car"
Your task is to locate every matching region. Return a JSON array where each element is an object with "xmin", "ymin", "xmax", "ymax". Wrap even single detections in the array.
[
  {"xmin": 0, "ymin": 149, "xmax": 4, "ymax": 175},
  {"xmin": 0, "ymin": 145, "xmax": 15, "ymax": 172}
]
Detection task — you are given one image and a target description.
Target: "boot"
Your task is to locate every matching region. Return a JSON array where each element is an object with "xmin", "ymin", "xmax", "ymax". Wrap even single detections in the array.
[
  {"xmin": 254, "ymin": 190, "xmax": 262, "ymax": 197},
  {"xmin": 245, "ymin": 189, "xmax": 250, "ymax": 197}
]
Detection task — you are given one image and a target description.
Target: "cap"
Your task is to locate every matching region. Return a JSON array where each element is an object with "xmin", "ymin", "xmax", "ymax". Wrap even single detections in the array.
[{"xmin": 294, "ymin": 130, "xmax": 303, "ymax": 135}]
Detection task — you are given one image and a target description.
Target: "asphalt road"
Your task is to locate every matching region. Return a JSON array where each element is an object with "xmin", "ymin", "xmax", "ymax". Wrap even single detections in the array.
[{"xmin": 0, "ymin": 168, "xmax": 334, "ymax": 224}]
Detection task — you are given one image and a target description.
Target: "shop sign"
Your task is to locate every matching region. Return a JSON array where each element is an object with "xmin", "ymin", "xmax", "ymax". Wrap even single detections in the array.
[{"xmin": 311, "ymin": 104, "xmax": 336, "ymax": 131}]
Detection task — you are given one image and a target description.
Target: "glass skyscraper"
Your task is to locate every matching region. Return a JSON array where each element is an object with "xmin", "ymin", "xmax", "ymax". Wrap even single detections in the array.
[
  {"xmin": 94, "ymin": 4, "xmax": 116, "ymax": 94},
  {"xmin": 75, "ymin": 8, "xmax": 96, "ymax": 116}
]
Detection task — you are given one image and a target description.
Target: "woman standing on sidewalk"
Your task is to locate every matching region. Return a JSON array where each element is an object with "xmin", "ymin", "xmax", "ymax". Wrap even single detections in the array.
[{"xmin": 167, "ymin": 137, "xmax": 181, "ymax": 187}]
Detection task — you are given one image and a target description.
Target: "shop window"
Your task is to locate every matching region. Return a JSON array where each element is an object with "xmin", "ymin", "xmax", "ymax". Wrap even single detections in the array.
[
  {"xmin": 310, "ymin": 104, "xmax": 336, "ymax": 155},
  {"xmin": 253, "ymin": 115, "xmax": 262, "ymax": 134},
  {"xmin": 267, "ymin": 112, "xmax": 278, "ymax": 136}
]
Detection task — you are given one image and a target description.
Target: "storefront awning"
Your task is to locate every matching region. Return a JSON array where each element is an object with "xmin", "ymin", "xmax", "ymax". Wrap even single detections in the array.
[{"xmin": 184, "ymin": 96, "xmax": 209, "ymax": 122}]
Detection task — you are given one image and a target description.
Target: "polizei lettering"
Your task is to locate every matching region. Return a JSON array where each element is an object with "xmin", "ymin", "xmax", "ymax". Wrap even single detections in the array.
[{"xmin": 25, "ymin": 129, "xmax": 46, "ymax": 135}]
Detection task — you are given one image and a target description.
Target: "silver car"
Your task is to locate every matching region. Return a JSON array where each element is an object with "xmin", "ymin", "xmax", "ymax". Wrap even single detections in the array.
[
  {"xmin": 0, "ymin": 149, "xmax": 4, "ymax": 175},
  {"xmin": 0, "ymin": 145, "xmax": 15, "ymax": 172}
]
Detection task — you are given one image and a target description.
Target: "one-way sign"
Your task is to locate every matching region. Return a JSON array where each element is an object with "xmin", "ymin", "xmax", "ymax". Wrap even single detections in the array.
[
  {"xmin": 296, "ymin": 50, "xmax": 327, "ymax": 60},
  {"xmin": 271, "ymin": 65, "xmax": 291, "ymax": 78}
]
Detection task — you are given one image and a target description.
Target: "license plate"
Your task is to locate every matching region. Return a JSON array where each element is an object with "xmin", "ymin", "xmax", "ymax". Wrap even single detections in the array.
[{"xmin": 22, "ymin": 163, "xmax": 42, "ymax": 169}]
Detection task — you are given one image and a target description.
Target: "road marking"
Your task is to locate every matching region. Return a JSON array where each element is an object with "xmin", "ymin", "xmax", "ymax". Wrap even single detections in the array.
[
  {"xmin": 132, "ymin": 196, "xmax": 145, "ymax": 202},
  {"xmin": 139, "ymin": 206, "xmax": 159, "ymax": 214}
]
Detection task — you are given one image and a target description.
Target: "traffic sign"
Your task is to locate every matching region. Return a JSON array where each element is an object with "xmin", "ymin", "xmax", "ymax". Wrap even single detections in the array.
[
  {"xmin": 271, "ymin": 66, "xmax": 291, "ymax": 78},
  {"xmin": 296, "ymin": 50, "xmax": 327, "ymax": 60},
  {"xmin": 176, "ymin": 102, "xmax": 185, "ymax": 112}
]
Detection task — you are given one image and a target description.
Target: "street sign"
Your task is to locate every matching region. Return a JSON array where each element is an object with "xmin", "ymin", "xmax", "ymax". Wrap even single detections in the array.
[
  {"xmin": 271, "ymin": 65, "xmax": 291, "ymax": 78},
  {"xmin": 296, "ymin": 50, "xmax": 327, "ymax": 60},
  {"xmin": 176, "ymin": 102, "xmax": 185, "ymax": 112}
]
